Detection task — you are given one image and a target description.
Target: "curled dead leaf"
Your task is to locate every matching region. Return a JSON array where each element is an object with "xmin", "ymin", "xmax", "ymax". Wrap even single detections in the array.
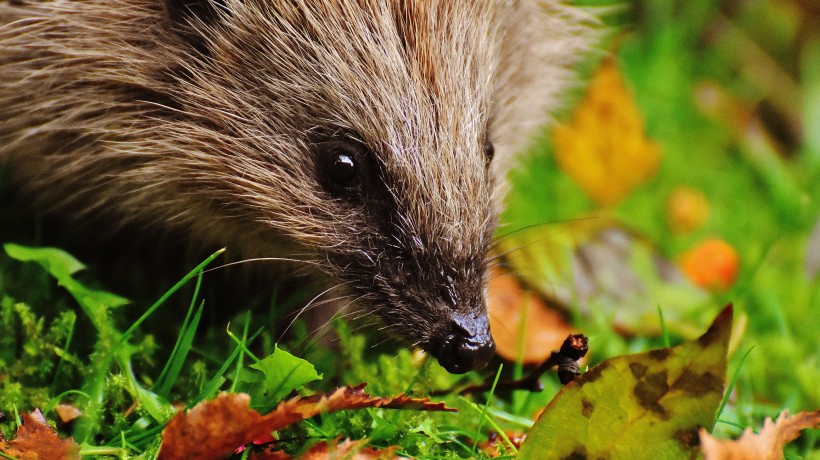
[
  {"xmin": 700, "ymin": 410, "xmax": 820, "ymax": 460},
  {"xmin": 158, "ymin": 384, "xmax": 455, "ymax": 460},
  {"xmin": 0, "ymin": 410, "xmax": 81, "ymax": 460}
]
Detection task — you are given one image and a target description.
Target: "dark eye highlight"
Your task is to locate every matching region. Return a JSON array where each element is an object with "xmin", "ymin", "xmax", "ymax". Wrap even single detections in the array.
[
  {"xmin": 316, "ymin": 141, "xmax": 368, "ymax": 198},
  {"xmin": 327, "ymin": 151, "xmax": 358, "ymax": 187}
]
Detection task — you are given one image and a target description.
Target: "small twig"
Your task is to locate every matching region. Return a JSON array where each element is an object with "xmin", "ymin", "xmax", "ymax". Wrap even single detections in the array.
[{"xmin": 432, "ymin": 334, "xmax": 589, "ymax": 396}]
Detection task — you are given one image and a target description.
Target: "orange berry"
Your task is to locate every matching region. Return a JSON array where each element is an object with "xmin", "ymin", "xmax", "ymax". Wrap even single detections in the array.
[
  {"xmin": 666, "ymin": 187, "xmax": 710, "ymax": 234},
  {"xmin": 680, "ymin": 238, "xmax": 739, "ymax": 292}
]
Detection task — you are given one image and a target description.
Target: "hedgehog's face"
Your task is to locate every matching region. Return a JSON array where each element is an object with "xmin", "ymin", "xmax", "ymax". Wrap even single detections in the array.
[
  {"xmin": 310, "ymin": 130, "xmax": 497, "ymax": 374},
  {"xmin": 284, "ymin": 3, "xmax": 502, "ymax": 373}
]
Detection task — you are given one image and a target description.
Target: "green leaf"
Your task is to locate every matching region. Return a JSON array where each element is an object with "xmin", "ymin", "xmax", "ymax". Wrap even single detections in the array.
[
  {"xmin": 4, "ymin": 243, "xmax": 129, "ymax": 330},
  {"xmin": 240, "ymin": 346, "xmax": 322, "ymax": 411},
  {"xmin": 4, "ymin": 243, "xmax": 85, "ymax": 279},
  {"xmin": 519, "ymin": 306, "xmax": 732, "ymax": 460}
]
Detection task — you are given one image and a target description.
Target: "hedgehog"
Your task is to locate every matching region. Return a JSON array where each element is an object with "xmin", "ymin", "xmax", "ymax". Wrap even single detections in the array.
[{"xmin": 0, "ymin": 0, "xmax": 592, "ymax": 373}]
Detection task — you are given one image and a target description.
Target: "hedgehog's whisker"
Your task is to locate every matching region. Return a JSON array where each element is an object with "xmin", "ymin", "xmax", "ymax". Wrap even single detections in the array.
[
  {"xmin": 490, "ymin": 216, "xmax": 598, "ymax": 251},
  {"xmin": 202, "ymin": 256, "xmax": 326, "ymax": 274},
  {"xmin": 277, "ymin": 283, "xmax": 352, "ymax": 342},
  {"xmin": 294, "ymin": 295, "xmax": 370, "ymax": 352}
]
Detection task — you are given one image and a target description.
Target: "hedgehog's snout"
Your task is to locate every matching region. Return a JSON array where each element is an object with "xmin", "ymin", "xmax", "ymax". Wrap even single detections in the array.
[{"xmin": 430, "ymin": 310, "xmax": 495, "ymax": 374}]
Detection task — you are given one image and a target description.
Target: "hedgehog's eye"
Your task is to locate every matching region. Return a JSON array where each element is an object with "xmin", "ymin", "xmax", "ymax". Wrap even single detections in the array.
[
  {"xmin": 484, "ymin": 140, "xmax": 495, "ymax": 163},
  {"xmin": 317, "ymin": 142, "xmax": 365, "ymax": 197},
  {"xmin": 328, "ymin": 152, "xmax": 357, "ymax": 186}
]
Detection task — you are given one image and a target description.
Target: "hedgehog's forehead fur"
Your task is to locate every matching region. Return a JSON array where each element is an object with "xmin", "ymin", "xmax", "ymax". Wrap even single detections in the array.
[{"xmin": 179, "ymin": 0, "xmax": 498, "ymax": 253}]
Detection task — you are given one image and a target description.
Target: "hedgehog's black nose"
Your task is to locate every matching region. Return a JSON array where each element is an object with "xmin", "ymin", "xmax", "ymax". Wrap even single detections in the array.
[{"xmin": 431, "ymin": 314, "xmax": 495, "ymax": 374}]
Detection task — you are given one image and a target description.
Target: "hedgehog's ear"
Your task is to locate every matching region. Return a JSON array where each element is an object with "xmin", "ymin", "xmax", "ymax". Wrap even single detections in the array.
[
  {"xmin": 165, "ymin": 0, "xmax": 230, "ymax": 29},
  {"xmin": 491, "ymin": 2, "xmax": 595, "ymax": 169}
]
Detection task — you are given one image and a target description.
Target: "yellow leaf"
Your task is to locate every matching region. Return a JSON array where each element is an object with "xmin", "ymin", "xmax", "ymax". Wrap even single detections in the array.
[
  {"xmin": 518, "ymin": 306, "xmax": 733, "ymax": 460},
  {"xmin": 553, "ymin": 59, "xmax": 661, "ymax": 206}
]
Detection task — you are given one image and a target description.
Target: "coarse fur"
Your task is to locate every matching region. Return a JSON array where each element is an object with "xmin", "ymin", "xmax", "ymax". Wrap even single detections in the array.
[{"xmin": 0, "ymin": 0, "xmax": 593, "ymax": 372}]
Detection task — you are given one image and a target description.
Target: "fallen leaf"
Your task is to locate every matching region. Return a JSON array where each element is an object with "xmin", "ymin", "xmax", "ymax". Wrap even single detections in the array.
[
  {"xmin": 247, "ymin": 438, "xmax": 400, "ymax": 460},
  {"xmin": 552, "ymin": 58, "xmax": 661, "ymax": 206},
  {"xmin": 680, "ymin": 239, "xmax": 740, "ymax": 292},
  {"xmin": 0, "ymin": 410, "xmax": 81, "ymax": 460},
  {"xmin": 700, "ymin": 410, "xmax": 820, "ymax": 460},
  {"xmin": 298, "ymin": 438, "xmax": 400, "ymax": 460},
  {"xmin": 518, "ymin": 306, "xmax": 733, "ymax": 460},
  {"xmin": 158, "ymin": 384, "xmax": 455, "ymax": 460},
  {"xmin": 487, "ymin": 266, "xmax": 573, "ymax": 363},
  {"xmin": 247, "ymin": 448, "xmax": 291, "ymax": 460}
]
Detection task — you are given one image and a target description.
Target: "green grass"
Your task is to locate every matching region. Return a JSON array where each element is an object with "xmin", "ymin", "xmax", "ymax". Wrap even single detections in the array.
[{"xmin": 1, "ymin": 0, "xmax": 819, "ymax": 458}]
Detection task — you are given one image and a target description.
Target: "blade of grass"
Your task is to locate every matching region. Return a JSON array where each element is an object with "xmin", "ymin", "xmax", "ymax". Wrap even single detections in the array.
[
  {"xmin": 120, "ymin": 424, "xmax": 166, "ymax": 449},
  {"xmin": 225, "ymin": 325, "xmax": 264, "ymax": 363},
  {"xmin": 658, "ymin": 304, "xmax": 671, "ymax": 348},
  {"xmin": 229, "ymin": 314, "xmax": 253, "ymax": 393},
  {"xmin": 463, "ymin": 393, "xmax": 519, "ymax": 456},
  {"xmin": 191, "ymin": 342, "xmax": 245, "ymax": 407},
  {"xmin": 713, "ymin": 345, "xmax": 755, "ymax": 431},
  {"xmin": 714, "ymin": 419, "xmax": 756, "ymax": 431},
  {"xmin": 51, "ymin": 311, "xmax": 76, "ymax": 388},
  {"xmin": 116, "ymin": 248, "xmax": 223, "ymax": 349},
  {"xmin": 118, "ymin": 353, "xmax": 174, "ymax": 424},
  {"xmin": 471, "ymin": 363, "xmax": 504, "ymax": 456},
  {"xmin": 153, "ymin": 298, "xmax": 205, "ymax": 397},
  {"xmin": 155, "ymin": 269, "xmax": 204, "ymax": 388}
]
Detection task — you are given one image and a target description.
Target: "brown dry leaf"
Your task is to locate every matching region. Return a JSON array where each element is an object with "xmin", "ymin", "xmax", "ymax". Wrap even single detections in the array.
[
  {"xmin": 700, "ymin": 410, "xmax": 820, "ymax": 460},
  {"xmin": 158, "ymin": 384, "xmax": 454, "ymax": 460},
  {"xmin": 553, "ymin": 58, "xmax": 661, "ymax": 206},
  {"xmin": 487, "ymin": 266, "xmax": 573, "ymax": 364},
  {"xmin": 247, "ymin": 447, "xmax": 291, "ymax": 460},
  {"xmin": 0, "ymin": 410, "xmax": 81, "ymax": 460},
  {"xmin": 298, "ymin": 438, "xmax": 400, "ymax": 460},
  {"xmin": 248, "ymin": 438, "xmax": 399, "ymax": 460},
  {"xmin": 498, "ymin": 220, "xmax": 713, "ymax": 338}
]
